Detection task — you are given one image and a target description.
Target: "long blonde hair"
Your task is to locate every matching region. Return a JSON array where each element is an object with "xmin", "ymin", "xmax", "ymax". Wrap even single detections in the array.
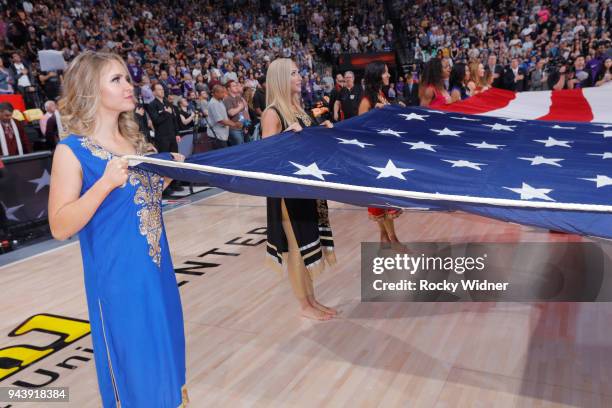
[
  {"xmin": 264, "ymin": 58, "xmax": 307, "ymax": 126},
  {"xmin": 58, "ymin": 51, "xmax": 154, "ymax": 154},
  {"xmin": 468, "ymin": 61, "xmax": 485, "ymax": 89}
]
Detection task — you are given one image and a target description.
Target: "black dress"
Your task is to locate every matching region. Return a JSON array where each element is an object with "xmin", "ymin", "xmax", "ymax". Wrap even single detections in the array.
[{"xmin": 265, "ymin": 106, "xmax": 336, "ymax": 277}]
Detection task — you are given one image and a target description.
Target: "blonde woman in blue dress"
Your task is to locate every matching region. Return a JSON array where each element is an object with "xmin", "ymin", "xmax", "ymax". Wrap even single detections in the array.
[{"xmin": 48, "ymin": 51, "xmax": 188, "ymax": 407}]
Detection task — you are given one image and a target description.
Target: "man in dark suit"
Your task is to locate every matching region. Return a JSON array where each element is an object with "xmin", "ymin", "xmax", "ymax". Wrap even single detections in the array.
[
  {"xmin": 147, "ymin": 83, "xmax": 179, "ymax": 154},
  {"xmin": 147, "ymin": 83, "xmax": 180, "ymax": 193},
  {"xmin": 402, "ymin": 72, "xmax": 420, "ymax": 106},
  {"xmin": 503, "ymin": 58, "xmax": 527, "ymax": 92},
  {"xmin": 487, "ymin": 54, "xmax": 505, "ymax": 88}
]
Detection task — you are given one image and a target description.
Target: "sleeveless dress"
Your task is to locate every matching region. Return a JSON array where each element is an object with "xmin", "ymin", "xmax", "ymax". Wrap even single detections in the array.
[
  {"xmin": 59, "ymin": 135, "xmax": 187, "ymax": 408},
  {"xmin": 363, "ymin": 91, "xmax": 403, "ymax": 221},
  {"xmin": 266, "ymin": 107, "xmax": 336, "ymax": 278},
  {"xmin": 427, "ymin": 85, "xmax": 449, "ymax": 108}
]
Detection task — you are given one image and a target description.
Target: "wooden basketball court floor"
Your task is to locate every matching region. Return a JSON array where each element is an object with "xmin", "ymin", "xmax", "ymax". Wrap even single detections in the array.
[{"xmin": 1, "ymin": 191, "xmax": 611, "ymax": 408}]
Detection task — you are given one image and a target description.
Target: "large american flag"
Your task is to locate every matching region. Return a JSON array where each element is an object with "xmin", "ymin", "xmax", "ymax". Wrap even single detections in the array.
[
  {"xmin": 133, "ymin": 101, "xmax": 612, "ymax": 239},
  {"xmin": 438, "ymin": 82, "xmax": 612, "ymax": 123}
]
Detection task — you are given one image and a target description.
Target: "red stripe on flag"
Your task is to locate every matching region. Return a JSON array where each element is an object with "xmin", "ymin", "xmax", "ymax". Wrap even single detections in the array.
[
  {"xmin": 437, "ymin": 88, "xmax": 516, "ymax": 114},
  {"xmin": 537, "ymin": 88, "xmax": 593, "ymax": 122}
]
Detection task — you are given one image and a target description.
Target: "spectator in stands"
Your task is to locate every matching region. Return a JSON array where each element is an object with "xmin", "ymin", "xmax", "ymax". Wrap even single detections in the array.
[
  {"xmin": 207, "ymin": 84, "xmax": 240, "ymax": 149},
  {"xmin": 387, "ymin": 83, "xmax": 397, "ymax": 101},
  {"xmin": 177, "ymin": 96, "xmax": 196, "ymax": 138},
  {"xmin": 569, "ymin": 56, "xmax": 594, "ymax": 88},
  {"xmin": 321, "ymin": 68, "xmax": 334, "ymax": 96},
  {"xmin": 487, "ymin": 54, "xmax": 505, "ymax": 88},
  {"xmin": 41, "ymin": 100, "xmax": 65, "ymax": 148},
  {"xmin": 402, "ymin": 72, "xmax": 419, "ymax": 106},
  {"xmin": 252, "ymin": 75, "xmax": 267, "ymax": 120},
  {"xmin": 223, "ymin": 80, "xmax": 249, "ymax": 146},
  {"xmin": 530, "ymin": 59, "xmax": 549, "ymax": 91},
  {"xmin": 40, "ymin": 100, "xmax": 57, "ymax": 136},
  {"xmin": 503, "ymin": 57, "xmax": 527, "ymax": 92},
  {"xmin": 38, "ymin": 68, "xmax": 62, "ymax": 102},
  {"xmin": 147, "ymin": 84, "xmax": 178, "ymax": 158},
  {"xmin": 0, "ymin": 59, "xmax": 15, "ymax": 94},
  {"xmin": 9, "ymin": 53, "xmax": 39, "ymax": 108},
  {"xmin": 139, "ymin": 75, "xmax": 155, "ymax": 104},
  {"xmin": 196, "ymin": 90, "xmax": 209, "ymax": 117},
  {"xmin": 0, "ymin": 102, "xmax": 32, "ymax": 157},
  {"xmin": 126, "ymin": 54, "xmax": 143, "ymax": 85},
  {"xmin": 548, "ymin": 62, "xmax": 571, "ymax": 90},
  {"xmin": 595, "ymin": 57, "xmax": 612, "ymax": 86}
]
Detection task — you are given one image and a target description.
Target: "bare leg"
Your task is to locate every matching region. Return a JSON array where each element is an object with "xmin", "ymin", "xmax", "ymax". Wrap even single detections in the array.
[
  {"xmin": 300, "ymin": 246, "xmax": 337, "ymax": 316},
  {"xmin": 383, "ymin": 216, "xmax": 409, "ymax": 252},
  {"xmin": 377, "ymin": 219, "xmax": 390, "ymax": 248},
  {"xmin": 282, "ymin": 200, "xmax": 332, "ymax": 321}
]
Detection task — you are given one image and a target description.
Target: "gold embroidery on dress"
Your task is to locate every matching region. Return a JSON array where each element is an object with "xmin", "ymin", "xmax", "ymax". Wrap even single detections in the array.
[
  {"xmin": 294, "ymin": 110, "xmax": 313, "ymax": 126},
  {"xmin": 80, "ymin": 137, "xmax": 113, "ymax": 160},
  {"xmin": 80, "ymin": 136, "xmax": 161, "ymax": 265},
  {"xmin": 129, "ymin": 169, "xmax": 164, "ymax": 267}
]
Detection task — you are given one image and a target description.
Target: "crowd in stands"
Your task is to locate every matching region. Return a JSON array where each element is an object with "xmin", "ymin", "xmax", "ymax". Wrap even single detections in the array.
[{"xmin": 0, "ymin": 0, "xmax": 611, "ymax": 158}]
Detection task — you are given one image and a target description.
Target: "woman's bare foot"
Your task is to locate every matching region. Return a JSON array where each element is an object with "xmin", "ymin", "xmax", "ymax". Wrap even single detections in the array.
[
  {"xmin": 301, "ymin": 305, "xmax": 333, "ymax": 321},
  {"xmin": 388, "ymin": 236, "xmax": 410, "ymax": 253},
  {"xmin": 379, "ymin": 230, "xmax": 391, "ymax": 249},
  {"xmin": 310, "ymin": 298, "xmax": 338, "ymax": 316}
]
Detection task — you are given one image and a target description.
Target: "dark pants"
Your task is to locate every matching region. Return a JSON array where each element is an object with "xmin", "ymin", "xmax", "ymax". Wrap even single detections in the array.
[
  {"xmin": 212, "ymin": 138, "xmax": 228, "ymax": 149},
  {"xmin": 155, "ymin": 136, "xmax": 178, "ymax": 154},
  {"xmin": 19, "ymin": 87, "xmax": 41, "ymax": 109}
]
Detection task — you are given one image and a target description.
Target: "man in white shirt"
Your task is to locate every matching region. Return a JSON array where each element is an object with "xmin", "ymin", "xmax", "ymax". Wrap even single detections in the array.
[
  {"xmin": 207, "ymin": 85, "xmax": 241, "ymax": 149},
  {"xmin": 10, "ymin": 53, "xmax": 39, "ymax": 109}
]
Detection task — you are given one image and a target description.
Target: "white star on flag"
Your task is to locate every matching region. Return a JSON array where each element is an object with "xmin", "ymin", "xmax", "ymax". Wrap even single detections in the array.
[
  {"xmin": 502, "ymin": 118, "xmax": 525, "ymax": 122},
  {"xmin": 442, "ymin": 159, "xmax": 486, "ymax": 170},
  {"xmin": 423, "ymin": 109, "xmax": 446, "ymax": 114},
  {"xmin": 430, "ymin": 128, "xmax": 463, "ymax": 137},
  {"xmin": 467, "ymin": 141, "xmax": 505, "ymax": 149},
  {"xmin": 591, "ymin": 130, "xmax": 612, "ymax": 138},
  {"xmin": 552, "ymin": 125, "xmax": 576, "ymax": 130},
  {"xmin": 518, "ymin": 156, "xmax": 564, "ymax": 167},
  {"xmin": 402, "ymin": 141, "xmax": 437, "ymax": 152},
  {"xmin": 503, "ymin": 183, "xmax": 555, "ymax": 201},
  {"xmin": 398, "ymin": 113, "xmax": 429, "ymax": 121},
  {"xmin": 28, "ymin": 169, "xmax": 51, "ymax": 193},
  {"xmin": 290, "ymin": 162, "xmax": 334, "ymax": 181},
  {"xmin": 0, "ymin": 202, "xmax": 24, "ymax": 221},
  {"xmin": 378, "ymin": 128, "xmax": 406, "ymax": 137},
  {"xmin": 588, "ymin": 152, "xmax": 612, "ymax": 159},
  {"xmin": 336, "ymin": 138, "xmax": 374, "ymax": 148},
  {"xmin": 483, "ymin": 123, "xmax": 516, "ymax": 131},
  {"xmin": 369, "ymin": 160, "xmax": 414, "ymax": 180},
  {"xmin": 580, "ymin": 175, "xmax": 612, "ymax": 188},
  {"xmin": 534, "ymin": 137, "xmax": 572, "ymax": 148},
  {"xmin": 593, "ymin": 124, "xmax": 612, "ymax": 128},
  {"xmin": 451, "ymin": 116, "xmax": 480, "ymax": 121}
]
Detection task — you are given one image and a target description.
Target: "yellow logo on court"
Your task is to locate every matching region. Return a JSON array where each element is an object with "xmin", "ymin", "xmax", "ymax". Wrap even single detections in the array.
[{"xmin": 0, "ymin": 314, "xmax": 90, "ymax": 382}]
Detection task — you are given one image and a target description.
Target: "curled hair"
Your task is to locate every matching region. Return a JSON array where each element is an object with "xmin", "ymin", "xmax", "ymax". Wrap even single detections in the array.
[
  {"xmin": 265, "ymin": 58, "xmax": 307, "ymax": 126},
  {"xmin": 58, "ymin": 51, "xmax": 154, "ymax": 154}
]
